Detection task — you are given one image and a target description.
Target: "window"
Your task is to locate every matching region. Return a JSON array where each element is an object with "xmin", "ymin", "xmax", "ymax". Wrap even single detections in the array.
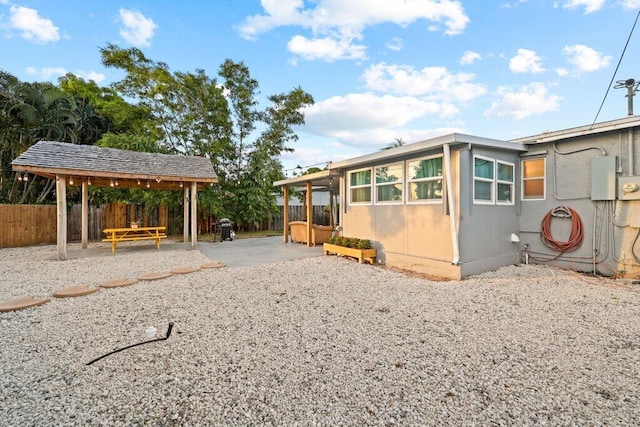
[
  {"xmin": 375, "ymin": 163, "xmax": 403, "ymax": 203},
  {"xmin": 473, "ymin": 156, "xmax": 515, "ymax": 205},
  {"xmin": 349, "ymin": 168, "xmax": 372, "ymax": 204},
  {"xmin": 497, "ymin": 161, "xmax": 515, "ymax": 205},
  {"xmin": 474, "ymin": 156, "xmax": 494, "ymax": 204},
  {"xmin": 522, "ymin": 158, "xmax": 545, "ymax": 200},
  {"xmin": 407, "ymin": 156, "xmax": 443, "ymax": 202}
]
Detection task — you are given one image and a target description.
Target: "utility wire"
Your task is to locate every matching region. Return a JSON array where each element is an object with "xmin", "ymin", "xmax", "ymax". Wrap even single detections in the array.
[{"xmin": 591, "ymin": 10, "xmax": 640, "ymax": 129}]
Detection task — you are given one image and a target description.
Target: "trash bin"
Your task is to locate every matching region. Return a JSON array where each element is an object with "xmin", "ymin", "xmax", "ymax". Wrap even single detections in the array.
[{"xmin": 218, "ymin": 218, "xmax": 233, "ymax": 241}]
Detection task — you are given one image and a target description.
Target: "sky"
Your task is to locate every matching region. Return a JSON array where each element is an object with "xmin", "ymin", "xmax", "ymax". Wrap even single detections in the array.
[{"xmin": 1, "ymin": 0, "xmax": 640, "ymax": 176}]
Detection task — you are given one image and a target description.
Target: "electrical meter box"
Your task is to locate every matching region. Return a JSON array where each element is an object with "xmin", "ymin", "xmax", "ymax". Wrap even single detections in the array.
[
  {"xmin": 591, "ymin": 156, "xmax": 616, "ymax": 201},
  {"xmin": 618, "ymin": 176, "xmax": 640, "ymax": 200}
]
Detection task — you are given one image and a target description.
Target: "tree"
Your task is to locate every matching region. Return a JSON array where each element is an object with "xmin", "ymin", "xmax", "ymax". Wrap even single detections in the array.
[
  {"xmin": 381, "ymin": 137, "xmax": 406, "ymax": 150},
  {"xmin": 0, "ymin": 71, "xmax": 107, "ymax": 203},
  {"xmin": 100, "ymin": 46, "xmax": 314, "ymax": 229}
]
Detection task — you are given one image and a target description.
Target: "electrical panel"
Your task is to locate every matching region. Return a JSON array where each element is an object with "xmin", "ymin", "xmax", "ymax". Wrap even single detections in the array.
[
  {"xmin": 618, "ymin": 176, "xmax": 640, "ymax": 200},
  {"xmin": 591, "ymin": 156, "xmax": 616, "ymax": 201}
]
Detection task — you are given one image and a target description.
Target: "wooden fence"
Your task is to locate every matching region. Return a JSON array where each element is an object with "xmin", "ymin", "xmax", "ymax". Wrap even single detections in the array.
[
  {"xmin": 0, "ymin": 203, "xmax": 330, "ymax": 248},
  {"xmin": 0, "ymin": 204, "xmax": 57, "ymax": 248}
]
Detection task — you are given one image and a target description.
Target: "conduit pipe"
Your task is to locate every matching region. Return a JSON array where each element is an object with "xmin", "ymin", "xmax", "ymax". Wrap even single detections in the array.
[
  {"xmin": 629, "ymin": 128, "xmax": 634, "ymax": 176},
  {"xmin": 443, "ymin": 143, "xmax": 460, "ymax": 265}
]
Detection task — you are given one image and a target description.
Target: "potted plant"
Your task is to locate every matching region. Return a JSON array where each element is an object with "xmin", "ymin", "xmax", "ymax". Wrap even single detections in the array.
[{"xmin": 323, "ymin": 235, "xmax": 377, "ymax": 264}]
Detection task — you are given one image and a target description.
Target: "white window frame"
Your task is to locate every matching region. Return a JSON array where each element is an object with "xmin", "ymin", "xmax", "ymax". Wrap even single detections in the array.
[
  {"xmin": 374, "ymin": 162, "xmax": 404, "ymax": 205},
  {"xmin": 348, "ymin": 167, "xmax": 373, "ymax": 205},
  {"xmin": 406, "ymin": 155, "xmax": 444, "ymax": 204},
  {"xmin": 521, "ymin": 157, "xmax": 546, "ymax": 201},
  {"xmin": 496, "ymin": 160, "xmax": 515, "ymax": 206},
  {"xmin": 473, "ymin": 155, "xmax": 495, "ymax": 205}
]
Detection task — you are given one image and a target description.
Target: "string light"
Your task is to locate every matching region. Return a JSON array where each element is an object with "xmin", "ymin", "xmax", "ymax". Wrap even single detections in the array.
[
  {"xmin": 110, "ymin": 179, "xmax": 114, "ymax": 187},
  {"xmin": 179, "ymin": 181, "xmax": 183, "ymax": 188},
  {"xmin": 115, "ymin": 179, "xmax": 119, "ymax": 186},
  {"xmin": 69, "ymin": 176, "xmax": 74, "ymax": 185},
  {"xmin": 87, "ymin": 177, "xmax": 91, "ymax": 186},
  {"xmin": 146, "ymin": 180, "xmax": 151, "ymax": 188}
]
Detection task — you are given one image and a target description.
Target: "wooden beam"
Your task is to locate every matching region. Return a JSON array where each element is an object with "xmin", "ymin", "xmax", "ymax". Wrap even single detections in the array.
[
  {"xmin": 306, "ymin": 181, "xmax": 312, "ymax": 247},
  {"xmin": 81, "ymin": 180, "xmax": 88, "ymax": 248},
  {"xmin": 283, "ymin": 186, "xmax": 289, "ymax": 243},
  {"xmin": 56, "ymin": 175, "xmax": 67, "ymax": 260},
  {"xmin": 190, "ymin": 182, "xmax": 197, "ymax": 249},
  {"xmin": 183, "ymin": 187, "xmax": 189, "ymax": 246}
]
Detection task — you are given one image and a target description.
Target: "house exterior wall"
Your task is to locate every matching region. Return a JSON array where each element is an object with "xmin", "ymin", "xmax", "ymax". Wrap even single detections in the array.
[
  {"xmin": 457, "ymin": 147, "xmax": 522, "ymax": 277},
  {"xmin": 339, "ymin": 147, "xmax": 522, "ymax": 279},
  {"xmin": 517, "ymin": 126, "xmax": 640, "ymax": 276}
]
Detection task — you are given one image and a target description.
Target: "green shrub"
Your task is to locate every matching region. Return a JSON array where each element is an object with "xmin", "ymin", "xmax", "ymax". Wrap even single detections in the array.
[{"xmin": 327, "ymin": 235, "xmax": 373, "ymax": 250}]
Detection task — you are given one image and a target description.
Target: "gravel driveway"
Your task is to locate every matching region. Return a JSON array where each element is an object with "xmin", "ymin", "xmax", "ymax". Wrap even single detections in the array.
[{"xmin": 1, "ymin": 243, "xmax": 639, "ymax": 425}]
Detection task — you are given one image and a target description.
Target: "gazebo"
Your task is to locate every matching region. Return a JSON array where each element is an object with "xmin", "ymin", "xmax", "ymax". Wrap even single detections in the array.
[
  {"xmin": 274, "ymin": 168, "xmax": 340, "ymax": 246},
  {"xmin": 11, "ymin": 141, "xmax": 217, "ymax": 260}
]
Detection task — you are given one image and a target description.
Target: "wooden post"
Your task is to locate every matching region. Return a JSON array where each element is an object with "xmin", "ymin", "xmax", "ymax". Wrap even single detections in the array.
[
  {"xmin": 56, "ymin": 175, "xmax": 67, "ymax": 260},
  {"xmin": 306, "ymin": 181, "xmax": 312, "ymax": 247},
  {"xmin": 190, "ymin": 182, "xmax": 197, "ymax": 249},
  {"xmin": 81, "ymin": 180, "xmax": 88, "ymax": 249},
  {"xmin": 283, "ymin": 186, "xmax": 289, "ymax": 243},
  {"xmin": 183, "ymin": 186, "xmax": 189, "ymax": 245},
  {"xmin": 328, "ymin": 189, "xmax": 334, "ymax": 228}
]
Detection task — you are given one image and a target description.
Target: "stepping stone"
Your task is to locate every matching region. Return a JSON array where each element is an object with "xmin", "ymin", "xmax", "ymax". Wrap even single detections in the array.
[
  {"xmin": 53, "ymin": 284, "xmax": 99, "ymax": 298},
  {"xmin": 138, "ymin": 272, "xmax": 173, "ymax": 281},
  {"xmin": 0, "ymin": 295, "xmax": 51, "ymax": 312},
  {"xmin": 170, "ymin": 266, "xmax": 200, "ymax": 274},
  {"xmin": 99, "ymin": 278, "xmax": 138, "ymax": 288},
  {"xmin": 200, "ymin": 262, "xmax": 225, "ymax": 269}
]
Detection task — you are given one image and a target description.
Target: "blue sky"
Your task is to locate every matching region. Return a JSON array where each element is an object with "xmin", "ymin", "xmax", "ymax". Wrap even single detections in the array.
[{"xmin": 1, "ymin": 0, "xmax": 639, "ymax": 175}]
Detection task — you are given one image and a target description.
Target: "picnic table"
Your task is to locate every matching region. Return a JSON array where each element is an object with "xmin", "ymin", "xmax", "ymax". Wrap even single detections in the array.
[{"xmin": 102, "ymin": 226, "xmax": 167, "ymax": 253}]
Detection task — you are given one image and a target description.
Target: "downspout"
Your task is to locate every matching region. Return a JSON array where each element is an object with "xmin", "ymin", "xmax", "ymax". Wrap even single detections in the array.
[
  {"xmin": 443, "ymin": 143, "xmax": 460, "ymax": 265},
  {"xmin": 629, "ymin": 129, "xmax": 634, "ymax": 176}
]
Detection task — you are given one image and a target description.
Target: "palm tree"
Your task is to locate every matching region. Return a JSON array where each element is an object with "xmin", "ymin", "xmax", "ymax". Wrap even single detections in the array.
[{"xmin": 381, "ymin": 137, "xmax": 405, "ymax": 150}]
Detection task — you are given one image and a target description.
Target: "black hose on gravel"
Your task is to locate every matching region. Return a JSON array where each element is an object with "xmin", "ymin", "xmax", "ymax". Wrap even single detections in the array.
[{"xmin": 86, "ymin": 322, "xmax": 174, "ymax": 366}]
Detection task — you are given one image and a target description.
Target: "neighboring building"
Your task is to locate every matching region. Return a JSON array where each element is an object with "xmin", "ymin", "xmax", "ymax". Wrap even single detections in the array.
[{"xmin": 275, "ymin": 115, "xmax": 640, "ymax": 279}]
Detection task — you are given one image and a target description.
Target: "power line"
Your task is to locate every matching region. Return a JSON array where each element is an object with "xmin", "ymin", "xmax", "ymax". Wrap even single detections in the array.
[{"xmin": 591, "ymin": 10, "xmax": 640, "ymax": 129}]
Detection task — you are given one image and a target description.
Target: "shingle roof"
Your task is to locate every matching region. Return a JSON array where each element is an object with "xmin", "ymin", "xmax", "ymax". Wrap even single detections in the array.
[{"xmin": 11, "ymin": 141, "xmax": 217, "ymax": 190}]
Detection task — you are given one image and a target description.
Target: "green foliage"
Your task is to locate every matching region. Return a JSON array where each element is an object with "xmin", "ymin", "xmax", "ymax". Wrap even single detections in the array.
[
  {"xmin": 2, "ymin": 47, "xmax": 314, "ymax": 234},
  {"xmin": 327, "ymin": 235, "xmax": 373, "ymax": 249}
]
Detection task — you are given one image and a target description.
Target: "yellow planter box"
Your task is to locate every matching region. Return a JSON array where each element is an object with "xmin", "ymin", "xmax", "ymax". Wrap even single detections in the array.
[{"xmin": 323, "ymin": 243, "xmax": 377, "ymax": 264}]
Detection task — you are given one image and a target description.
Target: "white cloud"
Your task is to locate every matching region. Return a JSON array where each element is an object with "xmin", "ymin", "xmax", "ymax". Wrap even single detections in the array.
[
  {"xmin": 118, "ymin": 9, "xmax": 157, "ymax": 47},
  {"xmin": 563, "ymin": 44, "xmax": 611, "ymax": 72},
  {"xmin": 509, "ymin": 48, "xmax": 545, "ymax": 74},
  {"xmin": 386, "ymin": 36, "xmax": 403, "ymax": 51},
  {"xmin": 556, "ymin": 67, "xmax": 569, "ymax": 76},
  {"xmin": 485, "ymin": 82, "xmax": 561, "ymax": 119},
  {"xmin": 557, "ymin": 0, "xmax": 605, "ymax": 13},
  {"xmin": 8, "ymin": 6, "xmax": 60, "ymax": 44},
  {"xmin": 25, "ymin": 66, "xmax": 67, "ymax": 80},
  {"xmin": 239, "ymin": 0, "xmax": 469, "ymax": 61},
  {"xmin": 287, "ymin": 34, "xmax": 366, "ymax": 61},
  {"xmin": 25, "ymin": 66, "xmax": 105, "ymax": 83},
  {"xmin": 622, "ymin": 0, "xmax": 640, "ymax": 9},
  {"xmin": 362, "ymin": 62, "xmax": 487, "ymax": 102},
  {"xmin": 460, "ymin": 50, "xmax": 481, "ymax": 65},
  {"xmin": 303, "ymin": 92, "xmax": 452, "ymax": 141}
]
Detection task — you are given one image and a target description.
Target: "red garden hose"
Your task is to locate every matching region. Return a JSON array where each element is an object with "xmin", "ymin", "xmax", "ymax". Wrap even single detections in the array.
[{"xmin": 540, "ymin": 206, "xmax": 584, "ymax": 253}]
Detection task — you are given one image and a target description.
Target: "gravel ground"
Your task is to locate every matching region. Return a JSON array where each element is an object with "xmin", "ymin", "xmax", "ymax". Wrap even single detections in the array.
[{"xmin": 1, "ymin": 242, "xmax": 639, "ymax": 426}]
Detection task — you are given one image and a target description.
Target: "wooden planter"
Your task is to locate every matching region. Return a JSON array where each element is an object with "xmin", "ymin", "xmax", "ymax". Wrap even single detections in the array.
[{"xmin": 323, "ymin": 243, "xmax": 377, "ymax": 264}]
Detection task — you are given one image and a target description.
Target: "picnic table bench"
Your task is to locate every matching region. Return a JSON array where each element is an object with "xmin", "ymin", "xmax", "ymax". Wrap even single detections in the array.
[{"xmin": 102, "ymin": 226, "xmax": 167, "ymax": 253}]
